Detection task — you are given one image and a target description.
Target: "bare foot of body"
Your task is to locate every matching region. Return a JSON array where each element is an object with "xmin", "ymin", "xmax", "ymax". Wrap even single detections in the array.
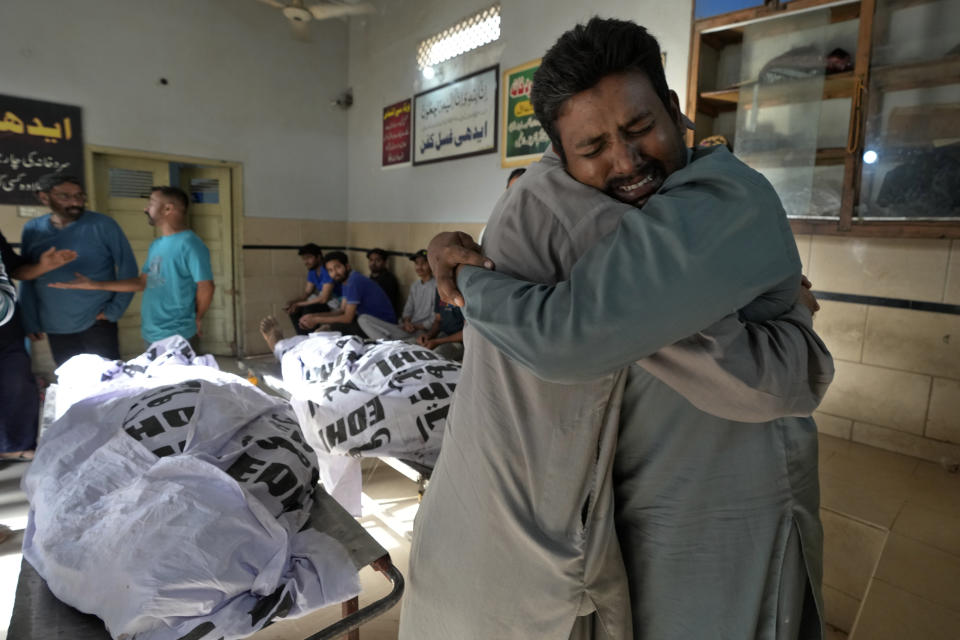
[
  {"xmin": 259, "ymin": 316, "xmax": 284, "ymax": 353},
  {"xmin": 0, "ymin": 450, "xmax": 34, "ymax": 461}
]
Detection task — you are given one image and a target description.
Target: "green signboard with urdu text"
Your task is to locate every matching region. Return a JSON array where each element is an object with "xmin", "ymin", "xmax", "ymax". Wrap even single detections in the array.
[{"xmin": 501, "ymin": 59, "xmax": 550, "ymax": 167}]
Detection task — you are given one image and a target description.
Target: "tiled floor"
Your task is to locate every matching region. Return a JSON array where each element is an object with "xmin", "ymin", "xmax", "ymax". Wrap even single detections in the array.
[
  {"xmin": 2, "ymin": 424, "xmax": 959, "ymax": 639},
  {"xmin": 818, "ymin": 434, "xmax": 960, "ymax": 639}
]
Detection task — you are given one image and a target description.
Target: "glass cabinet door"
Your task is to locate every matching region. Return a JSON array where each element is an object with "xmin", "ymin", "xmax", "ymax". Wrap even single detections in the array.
[
  {"xmin": 732, "ymin": 6, "xmax": 859, "ymax": 218},
  {"xmin": 857, "ymin": 0, "xmax": 960, "ymax": 220}
]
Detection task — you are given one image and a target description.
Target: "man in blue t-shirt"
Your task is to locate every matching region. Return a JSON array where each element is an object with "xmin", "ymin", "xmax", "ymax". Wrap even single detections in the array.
[
  {"xmin": 284, "ymin": 243, "xmax": 342, "ymax": 335},
  {"xmin": 51, "ymin": 186, "xmax": 214, "ymax": 349},
  {"xmin": 20, "ymin": 174, "xmax": 138, "ymax": 365},
  {"xmin": 298, "ymin": 251, "xmax": 396, "ymax": 337}
]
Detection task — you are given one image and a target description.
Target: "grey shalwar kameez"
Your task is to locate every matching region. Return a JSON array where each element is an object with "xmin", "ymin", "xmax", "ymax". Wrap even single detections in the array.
[{"xmin": 399, "ymin": 146, "xmax": 832, "ymax": 640}]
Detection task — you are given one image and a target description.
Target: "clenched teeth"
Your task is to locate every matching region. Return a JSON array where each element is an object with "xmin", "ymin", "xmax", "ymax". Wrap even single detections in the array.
[{"xmin": 618, "ymin": 174, "xmax": 653, "ymax": 192}]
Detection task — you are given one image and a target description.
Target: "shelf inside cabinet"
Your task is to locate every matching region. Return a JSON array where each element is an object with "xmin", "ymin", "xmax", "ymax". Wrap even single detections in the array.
[
  {"xmin": 698, "ymin": 71, "xmax": 855, "ymax": 114},
  {"xmin": 701, "ymin": 28, "xmax": 743, "ymax": 50},
  {"xmin": 870, "ymin": 55, "xmax": 960, "ymax": 92},
  {"xmin": 735, "ymin": 147, "xmax": 847, "ymax": 168},
  {"xmin": 689, "ymin": 0, "xmax": 960, "ymax": 237}
]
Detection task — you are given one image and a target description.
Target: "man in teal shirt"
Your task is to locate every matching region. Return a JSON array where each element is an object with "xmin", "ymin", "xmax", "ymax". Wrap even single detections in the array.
[{"xmin": 53, "ymin": 186, "xmax": 214, "ymax": 349}]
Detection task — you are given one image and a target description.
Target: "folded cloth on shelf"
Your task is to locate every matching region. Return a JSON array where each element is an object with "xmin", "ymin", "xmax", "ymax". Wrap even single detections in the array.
[
  {"xmin": 22, "ymin": 338, "xmax": 361, "ymax": 640},
  {"xmin": 758, "ymin": 45, "xmax": 852, "ymax": 83}
]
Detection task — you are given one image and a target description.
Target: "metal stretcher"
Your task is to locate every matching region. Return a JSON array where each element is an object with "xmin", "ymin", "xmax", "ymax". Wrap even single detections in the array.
[{"xmin": 8, "ymin": 488, "xmax": 404, "ymax": 640}]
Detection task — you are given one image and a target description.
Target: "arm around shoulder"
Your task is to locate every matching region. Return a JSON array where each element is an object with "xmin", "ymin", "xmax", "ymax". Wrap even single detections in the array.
[
  {"xmin": 459, "ymin": 156, "xmax": 801, "ymax": 383},
  {"xmin": 638, "ymin": 305, "xmax": 834, "ymax": 422}
]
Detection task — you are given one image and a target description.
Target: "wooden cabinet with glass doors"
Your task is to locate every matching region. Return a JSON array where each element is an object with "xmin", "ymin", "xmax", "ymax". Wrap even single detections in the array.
[{"xmin": 687, "ymin": 0, "xmax": 960, "ymax": 237}]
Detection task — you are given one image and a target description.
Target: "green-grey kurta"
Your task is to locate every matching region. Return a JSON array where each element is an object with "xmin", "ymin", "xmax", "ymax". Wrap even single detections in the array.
[{"xmin": 400, "ymin": 146, "xmax": 831, "ymax": 640}]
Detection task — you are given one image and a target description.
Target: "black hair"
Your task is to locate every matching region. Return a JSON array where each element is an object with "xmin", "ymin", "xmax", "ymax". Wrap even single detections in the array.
[
  {"xmin": 531, "ymin": 17, "xmax": 671, "ymax": 158},
  {"xmin": 324, "ymin": 251, "xmax": 349, "ymax": 267},
  {"xmin": 298, "ymin": 243, "xmax": 324, "ymax": 258},
  {"xmin": 366, "ymin": 248, "xmax": 389, "ymax": 260},
  {"xmin": 507, "ymin": 168, "xmax": 526, "ymax": 187},
  {"xmin": 36, "ymin": 174, "xmax": 83, "ymax": 193},
  {"xmin": 151, "ymin": 186, "xmax": 189, "ymax": 213}
]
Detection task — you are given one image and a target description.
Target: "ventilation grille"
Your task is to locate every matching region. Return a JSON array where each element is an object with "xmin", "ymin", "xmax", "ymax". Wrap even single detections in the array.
[
  {"xmin": 189, "ymin": 178, "xmax": 220, "ymax": 204},
  {"xmin": 108, "ymin": 168, "xmax": 154, "ymax": 199},
  {"xmin": 417, "ymin": 4, "xmax": 500, "ymax": 69}
]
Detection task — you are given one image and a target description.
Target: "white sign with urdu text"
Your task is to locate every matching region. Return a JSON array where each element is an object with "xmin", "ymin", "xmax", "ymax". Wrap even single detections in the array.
[{"xmin": 413, "ymin": 66, "xmax": 498, "ymax": 165}]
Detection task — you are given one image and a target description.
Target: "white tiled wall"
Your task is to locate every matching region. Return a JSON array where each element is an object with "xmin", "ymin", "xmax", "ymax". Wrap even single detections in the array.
[
  {"xmin": 801, "ymin": 233, "xmax": 960, "ymax": 464},
  {"xmin": 239, "ymin": 217, "xmax": 348, "ymax": 355}
]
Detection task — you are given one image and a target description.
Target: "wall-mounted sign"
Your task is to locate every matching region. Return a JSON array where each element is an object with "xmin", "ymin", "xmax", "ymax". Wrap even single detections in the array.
[
  {"xmin": 413, "ymin": 65, "xmax": 498, "ymax": 166},
  {"xmin": 0, "ymin": 94, "xmax": 83, "ymax": 205},
  {"xmin": 383, "ymin": 98, "xmax": 412, "ymax": 167},
  {"xmin": 501, "ymin": 59, "xmax": 550, "ymax": 168}
]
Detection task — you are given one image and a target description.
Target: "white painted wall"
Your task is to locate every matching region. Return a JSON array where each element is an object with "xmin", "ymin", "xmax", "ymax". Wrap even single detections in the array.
[
  {"xmin": 346, "ymin": 0, "xmax": 694, "ymax": 223},
  {"xmin": 1, "ymin": 0, "xmax": 350, "ymax": 220}
]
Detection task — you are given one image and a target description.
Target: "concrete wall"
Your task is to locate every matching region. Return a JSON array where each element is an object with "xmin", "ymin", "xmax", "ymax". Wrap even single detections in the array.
[
  {"xmin": 344, "ymin": 0, "xmax": 694, "ymax": 224},
  {"xmin": 1, "ymin": 0, "xmax": 350, "ymax": 220}
]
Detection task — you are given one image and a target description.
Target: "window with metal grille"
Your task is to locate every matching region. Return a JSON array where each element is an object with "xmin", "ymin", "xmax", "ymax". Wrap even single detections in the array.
[
  {"xmin": 417, "ymin": 4, "xmax": 501, "ymax": 70},
  {"xmin": 108, "ymin": 168, "xmax": 154, "ymax": 199},
  {"xmin": 189, "ymin": 178, "xmax": 219, "ymax": 204}
]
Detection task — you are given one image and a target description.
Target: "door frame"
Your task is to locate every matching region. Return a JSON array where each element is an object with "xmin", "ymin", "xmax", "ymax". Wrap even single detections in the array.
[{"xmin": 84, "ymin": 144, "xmax": 244, "ymax": 355}]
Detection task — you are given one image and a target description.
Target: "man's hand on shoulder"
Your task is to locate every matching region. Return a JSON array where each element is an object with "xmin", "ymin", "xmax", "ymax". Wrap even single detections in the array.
[{"xmin": 427, "ymin": 231, "xmax": 494, "ymax": 308}]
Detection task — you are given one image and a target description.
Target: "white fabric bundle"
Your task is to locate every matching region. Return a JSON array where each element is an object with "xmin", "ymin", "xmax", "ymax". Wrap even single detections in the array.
[
  {"xmin": 277, "ymin": 334, "xmax": 460, "ymax": 466},
  {"xmin": 22, "ymin": 338, "xmax": 361, "ymax": 640},
  {"xmin": 51, "ymin": 336, "xmax": 220, "ymax": 419},
  {"xmin": 275, "ymin": 334, "xmax": 460, "ymax": 514}
]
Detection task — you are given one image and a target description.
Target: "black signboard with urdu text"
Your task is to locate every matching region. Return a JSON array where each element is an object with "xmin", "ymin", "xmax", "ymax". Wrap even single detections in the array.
[{"xmin": 0, "ymin": 94, "xmax": 84, "ymax": 205}]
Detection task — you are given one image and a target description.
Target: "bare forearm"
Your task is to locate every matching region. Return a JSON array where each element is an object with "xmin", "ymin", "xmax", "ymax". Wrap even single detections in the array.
[
  {"xmin": 94, "ymin": 276, "xmax": 147, "ymax": 292},
  {"xmin": 433, "ymin": 331, "xmax": 463, "ymax": 345},
  {"xmin": 316, "ymin": 283, "xmax": 334, "ymax": 304},
  {"xmin": 10, "ymin": 247, "xmax": 78, "ymax": 281},
  {"xmin": 195, "ymin": 281, "xmax": 214, "ymax": 319},
  {"xmin": 11, "ymin": 263, "xmax": 50, "ymax": 281}
]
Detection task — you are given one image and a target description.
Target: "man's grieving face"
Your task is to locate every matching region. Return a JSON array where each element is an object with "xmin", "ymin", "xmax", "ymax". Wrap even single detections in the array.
[{"xmin": 556, "ymin": 71, "xmax": 687, "ymax": 208}]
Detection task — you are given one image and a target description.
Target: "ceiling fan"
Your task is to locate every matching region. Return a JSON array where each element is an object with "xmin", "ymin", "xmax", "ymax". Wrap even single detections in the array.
[{"xmin": 257, "ymin": 0, "xmax": 375, "ymax": 41}]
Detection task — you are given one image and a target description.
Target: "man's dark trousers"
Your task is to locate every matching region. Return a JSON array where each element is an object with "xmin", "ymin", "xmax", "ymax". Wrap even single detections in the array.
[{"xmin": 47, "ymin": 319, "xmax": 121, "ymax": 365}]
